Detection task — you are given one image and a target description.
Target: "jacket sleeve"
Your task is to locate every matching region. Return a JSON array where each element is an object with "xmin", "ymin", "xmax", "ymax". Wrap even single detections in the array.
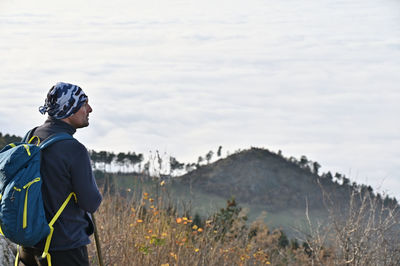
[{"xmin": 70, "ymin": 142, "xmax": 102, "ymax": 213}]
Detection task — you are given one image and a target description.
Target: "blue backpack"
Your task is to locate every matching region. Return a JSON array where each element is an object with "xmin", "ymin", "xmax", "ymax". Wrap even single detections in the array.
[{"xmin": 0, "ymin": 131, "xmax": 76, "ymax": 265}]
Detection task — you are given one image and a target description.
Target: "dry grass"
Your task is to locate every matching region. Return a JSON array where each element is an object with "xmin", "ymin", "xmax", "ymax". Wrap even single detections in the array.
[
  {"xmin": 87, "ymin": 187, "xmax": 317, "ymax": 266},
  {"xmin": 87, "ymin": 183, "xmax": 400, "ymax": 266}
]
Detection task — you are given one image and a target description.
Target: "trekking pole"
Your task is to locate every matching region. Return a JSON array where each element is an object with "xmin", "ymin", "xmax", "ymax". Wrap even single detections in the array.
[{"xmin": 91, "ymin": 213, "xmax": 105, "ymax": 266}]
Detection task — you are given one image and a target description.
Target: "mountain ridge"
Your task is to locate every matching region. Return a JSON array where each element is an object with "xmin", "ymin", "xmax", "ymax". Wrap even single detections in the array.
[
  {"xmin": 175, "ymin": 147, "xmax": 384, "ymax": 212},
  {"xmin": 1, "ymin": 132, "xmax": 397, "ymax": 211}
]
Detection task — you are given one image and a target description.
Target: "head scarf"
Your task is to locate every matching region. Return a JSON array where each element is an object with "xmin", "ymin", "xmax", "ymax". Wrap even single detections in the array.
[{"xmin": 39, "ymin": 82, "xmax": 88, "ymax": 119}]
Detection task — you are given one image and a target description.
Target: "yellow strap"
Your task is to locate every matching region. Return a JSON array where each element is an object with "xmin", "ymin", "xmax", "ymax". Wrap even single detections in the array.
[
  {"xmin": 23, "ymin": 177, "xmax": 41, "ymax": 189},
  {"xmin": 23, "ymin": 144, "xmax": 31, "ymax": 156},
  {"xmin": 42, "ymin": 226, "xmax": 54, "ymax": 260},
  {"xmin": 49, "ymin": 192, "xmax": 77, "ymax": 227},
  {"xmin": 7, "ymin": 143, "xmax": 32, "ymax": 155},
  {"xmin": 41, "ymin": 192, "xmax": 77, "ymax": 260},
  {"xmin": 46, "ymin": 253, "xmax": 52, "ymax": 266},
  {"xmin": 0, "ymin": 195, "xmax": 2, "ymax": 237},
  {"xmin": 14, "ymin": 245, "xmax": 19, "ymax": 266},
  {"xmin": 28, "ymin": 136, "xmax": 41, "ymax": 146},
  {"xmin": 0, "ymin": 193, "xmax": 2, "ymax": 201},
  {"xmin": 22, "ymin": 178, "xmax": 41, "ymax": 228}
]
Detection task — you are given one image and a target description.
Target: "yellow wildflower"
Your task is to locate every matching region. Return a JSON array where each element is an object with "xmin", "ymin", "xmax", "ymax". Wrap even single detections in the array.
[
  {"xmin": 170, "ymin": 252, "xmax": 178, "ymax": 261},
  {"xmin": 136, "ymin": 219, "xmax": 143, "ymax": 223},
  {"xmin": 194, "ymin": 248, "xmax": 200, "ymax": 252},
  {"xmin": 176, "ymin": 218, "xmax": 182, "ymax": 224},
  {"xmin": 192, "ymin": 225, "xmax": 198, "ymax": 230},
  {"xmin": 198, "ymin": 228, "xmax": 203, "ymax": 232},
  {"xmin": 160, "ymin": 180, "xmax": 165, "ymax": 186}
]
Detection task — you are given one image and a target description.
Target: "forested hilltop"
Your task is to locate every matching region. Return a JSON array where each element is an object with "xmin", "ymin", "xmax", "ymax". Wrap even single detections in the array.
[
  {"xmin": 0, "ymin": 131, "xmax": 398, "ymax": 210},
  {"xmin": 176, "ymin": 147, "xmax": 399, "ymax": 211},
  {"xmin": 0, "ymin": 132, "xmax": 21, "ymax": 147}
]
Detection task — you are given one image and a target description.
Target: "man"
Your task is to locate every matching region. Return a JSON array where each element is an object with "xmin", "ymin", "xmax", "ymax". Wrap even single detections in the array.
[{"xmin": 19, "ymin": 82, "xmax": 102, "ymax": 266}]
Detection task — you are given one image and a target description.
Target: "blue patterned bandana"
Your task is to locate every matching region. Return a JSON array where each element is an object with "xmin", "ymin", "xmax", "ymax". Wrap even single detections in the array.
[{"xmin": 39, "ymin": 82, "xmax": 88, "ymax": 119}]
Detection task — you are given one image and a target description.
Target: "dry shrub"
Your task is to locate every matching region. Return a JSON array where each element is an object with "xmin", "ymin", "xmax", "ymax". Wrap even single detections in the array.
[
  {"xmin": 87, "ymin": 189, "xmax": 313, "ymax": 265},
  {"xmin": 324, "ymin": 189, "xmax": 400, "ymax": 266},
  {"xmin": 300, "ymin": 185, "xmax": 400, "ymax": 266},
  {"xmin": 87, "ymin": 184, "xmax": 400, "ymax": 266}
]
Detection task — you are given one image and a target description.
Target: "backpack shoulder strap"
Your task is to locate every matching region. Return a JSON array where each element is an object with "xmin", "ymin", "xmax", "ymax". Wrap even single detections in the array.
[
  {"xmin": 22, "ymin": 127, "xmax": 38, "ymax": 143},
  {"xmin": 39, "ymin": 133, "xmax": 74, "ymax": 150}
]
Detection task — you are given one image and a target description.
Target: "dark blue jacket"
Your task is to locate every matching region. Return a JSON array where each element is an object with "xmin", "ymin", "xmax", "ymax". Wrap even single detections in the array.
[{"xmin": 31, "ymin": 118, "xmax": 102, "ymax": 251}]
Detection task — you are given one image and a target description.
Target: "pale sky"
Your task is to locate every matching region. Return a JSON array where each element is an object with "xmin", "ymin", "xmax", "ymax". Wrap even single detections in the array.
[{"xmin": 1, "ymin": 0, "xmax": 399, "ymax": 198}]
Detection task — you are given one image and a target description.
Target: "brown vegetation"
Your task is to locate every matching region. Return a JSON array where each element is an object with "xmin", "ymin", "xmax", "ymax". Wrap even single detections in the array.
[
  {"xmin": 88, "ymin": 188, "xmax": 312, "ymax": 265},
  {"xmin": 87, "ymin": 183, "xmax": 400, "ymax": 266}
]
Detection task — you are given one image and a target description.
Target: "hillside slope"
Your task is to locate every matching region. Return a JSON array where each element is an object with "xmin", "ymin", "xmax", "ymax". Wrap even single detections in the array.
[{"xmin": 177, "ymin": 147, "xmax": 350, "ymax": 212}]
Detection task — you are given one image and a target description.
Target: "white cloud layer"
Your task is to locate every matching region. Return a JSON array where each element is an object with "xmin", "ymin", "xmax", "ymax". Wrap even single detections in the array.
[{"xmin": 1, "ymin": 0, "xmax": 399, "ymax": 197}]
